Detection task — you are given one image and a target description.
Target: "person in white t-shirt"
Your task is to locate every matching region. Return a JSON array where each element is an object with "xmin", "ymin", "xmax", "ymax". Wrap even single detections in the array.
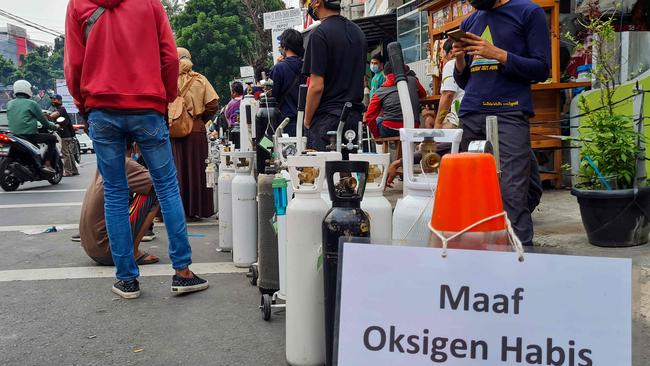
[{"xmin": 435, "ymin": 38, "xmax": 465, "ymax": 129}]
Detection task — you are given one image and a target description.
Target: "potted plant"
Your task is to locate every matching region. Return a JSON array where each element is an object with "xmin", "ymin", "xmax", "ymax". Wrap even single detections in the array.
[{"xmin": 569, "ymin": 1, "xmax": 649, "ymax": 247}]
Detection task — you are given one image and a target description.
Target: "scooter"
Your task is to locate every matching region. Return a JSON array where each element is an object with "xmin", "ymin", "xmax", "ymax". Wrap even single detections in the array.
[{"xmin": 0, "ymin": 119, "xmax": 64, "ymax": 192}]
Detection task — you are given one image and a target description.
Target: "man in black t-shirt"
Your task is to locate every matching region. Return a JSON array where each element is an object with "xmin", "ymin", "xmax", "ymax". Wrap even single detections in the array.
[
  {"xmin": 302, "ymin": 0, "xmax": 367, "ymax": 151},
  {"xmin": 48, "ymin": 94, "xmax": 78, "ymax": 176}
]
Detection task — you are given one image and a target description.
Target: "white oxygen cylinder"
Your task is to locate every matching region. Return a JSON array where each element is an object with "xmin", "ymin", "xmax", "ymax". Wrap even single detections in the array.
[
  {"xmin": 231, "ymin": 151, "xmax": 258, "ymax": 267},
  {"xmin": 350, "ymin": 153, "xmax": 393, "ymax": 244},
  {"xmin": 311, "ymin": 151, "xmax": 342, "ymax": 207},
  {"xmin": 281, "ymin": 169, "xmax": 293, "ymax": 200},
  {"xmin": 392, "ymin": 128, "xmax": 463, "ymax": 246},
  {"xmin": 239, "ymin": 95, "xmax": 258, "ymax": 153},
  {"xmin": 285, "ymin": 154, "xmax": 328, "ymax": 366},
  {"xmin": 218, "ymin": 147, "xmax": 235, "ymax": 252}
]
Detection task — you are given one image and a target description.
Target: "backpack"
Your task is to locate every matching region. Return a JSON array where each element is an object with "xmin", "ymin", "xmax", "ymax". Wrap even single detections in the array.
[{"xmin": 168, "ymin": 75, "xmax": 199, "ymax": 138}]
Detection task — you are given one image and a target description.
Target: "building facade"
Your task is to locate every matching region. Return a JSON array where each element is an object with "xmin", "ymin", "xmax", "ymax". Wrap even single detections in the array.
[{"xmin": 0, "ymin": 24, "xmax": 37, "ymax": 66}]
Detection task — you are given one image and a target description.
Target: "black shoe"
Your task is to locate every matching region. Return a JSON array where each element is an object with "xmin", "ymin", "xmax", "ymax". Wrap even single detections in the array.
[
  {"xmin": 171, "ymin": 273, "xmax": 209, "ymax": 294},
  {"xmin": 141, "ymin": 230, "xmax": 156, "ymax": 242},
  {"xmin": 71, "ymin": 233, "xmax": 81, "ymax": 242},
  {"xmin": 112, "ymin": 279, "xmax": 141, "ymax": 299}
]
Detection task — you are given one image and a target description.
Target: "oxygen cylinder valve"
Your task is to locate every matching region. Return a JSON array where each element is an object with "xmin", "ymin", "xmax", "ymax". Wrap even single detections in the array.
[
  {"xmin": 298, "ymin": 167, "xmax": 319, "ymax": 185},
  {"xmin": 237, "ymin": 157, "xmax": 249, "ymax": 168},
  {"xmin": 367, "ymin": 164, "xmax": 382, "ymax": 183},
  {"xmin": 326, "ymin": 131, "xmax": 338, "ymax": 151},
  {"xmin": 335, "ymin": 176, "xmax": 358, "ymax": 195},
  {"xmin": 420, "ymin": 136, "xmax": 441, "ymax": 174}
]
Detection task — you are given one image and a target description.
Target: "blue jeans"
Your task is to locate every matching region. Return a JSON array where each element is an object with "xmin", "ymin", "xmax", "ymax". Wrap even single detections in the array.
[{"xmin": 88, "ymin": 110, "xmax": 192, "ymax": 280}]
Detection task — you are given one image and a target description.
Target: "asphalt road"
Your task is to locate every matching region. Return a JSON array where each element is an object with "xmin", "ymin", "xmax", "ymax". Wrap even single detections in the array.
[
  {"xmin": 1, "ymin": 154, "xmax": 648, "ymax": 365},
  {"xmin": 0, "ymin": 154, "xmax": 286, "ymax": 365}
]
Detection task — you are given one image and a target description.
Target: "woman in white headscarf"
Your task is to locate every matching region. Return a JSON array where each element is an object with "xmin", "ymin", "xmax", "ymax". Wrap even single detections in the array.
[{"xmin": 171, "ymin": 47, "xmax": 219, "ymax": 220}]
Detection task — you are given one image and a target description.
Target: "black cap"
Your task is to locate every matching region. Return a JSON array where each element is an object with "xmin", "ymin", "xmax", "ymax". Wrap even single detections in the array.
[{"xmin": 51, "ymin": 94, "xmax": 63, "ymax": 101}]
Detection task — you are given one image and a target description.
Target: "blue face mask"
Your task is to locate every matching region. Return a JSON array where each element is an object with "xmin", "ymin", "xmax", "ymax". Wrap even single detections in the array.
[
  {"xmin": 370, "ymin": 65, "xmax": 380, "ymax": 74},
  {"xmin": 131, "ymin": 153, "xmax": 140, "ymax": 161}
]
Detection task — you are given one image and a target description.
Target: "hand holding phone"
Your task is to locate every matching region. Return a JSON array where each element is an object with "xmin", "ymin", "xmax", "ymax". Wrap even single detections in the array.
[{"xmin": 446, "ymin": 29, "xmax": 467, "ymax": 42}]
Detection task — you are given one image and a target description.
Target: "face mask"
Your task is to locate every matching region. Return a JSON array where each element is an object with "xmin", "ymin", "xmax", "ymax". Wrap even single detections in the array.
[
  {"xmin": 131, "ymin": 153, "xmax": 140, "ymax": 161},
  {"xmin": 370, "ymin": 65, "xmax": 380, "ymax": 74},
  {"xmin": 470, "ymin": 0, "xmax": 498, "ymax": 10},
  {"xmin": 307, "ymin": 3, "xmax": 319, "ymax": 21}
]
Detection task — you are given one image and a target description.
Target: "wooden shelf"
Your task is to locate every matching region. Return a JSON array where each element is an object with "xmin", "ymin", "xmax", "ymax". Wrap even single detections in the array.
[
  {"xmin": 420, "ymin": 95, "xmax": 441, "ymax": 104},
  {"xmin": 430, "ymin": 17, "xmax": 464, "ymax": 37},
  {"xmin": 532, "ymin": 81, "xmax": 592, "ymax": 91}
]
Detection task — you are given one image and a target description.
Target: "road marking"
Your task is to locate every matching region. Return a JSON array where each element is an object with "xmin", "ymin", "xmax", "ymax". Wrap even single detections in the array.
[
  {"xmin": 0, "ymin": 262, "xmax": 246, "ymax": 282},
  {"xmin": 0, "ymin": 189, "xmax": 87, "ymax": 194},
  {"xmin": 0, "ymin": 221, "xmax": 218, "ymax": 233},
  {"xmin": 0, "ymin": 202, "xmax": 83, "ymax": 209}
]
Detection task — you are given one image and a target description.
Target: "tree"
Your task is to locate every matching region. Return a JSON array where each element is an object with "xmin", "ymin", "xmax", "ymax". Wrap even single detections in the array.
[
  {"xmin": 172, "ymin": 0, "xmax": 285, "ymax": 101},
  {"xmin": 20, "ymin": 46, "xmax": 54, "ymax": 90},
  {"xmin": 161, "ymin": 0, "xmax": 184, "ymax": 19},
  {"xmin": 0, "ymin": 54, "xmax": 17, "ymax": 87},
  {"xmin": 240, "ymin": 0, "xmax": 286, "ymax": 76}
]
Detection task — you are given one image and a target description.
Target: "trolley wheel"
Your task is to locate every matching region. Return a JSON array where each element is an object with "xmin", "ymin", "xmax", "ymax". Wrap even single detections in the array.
[
  {"xmin": 261, "ymin": 294, "xmax": 272, "ymax": 321},
  {"xmin": 249, "ymin": 264, "xmax": 258, "ymax": 286}
]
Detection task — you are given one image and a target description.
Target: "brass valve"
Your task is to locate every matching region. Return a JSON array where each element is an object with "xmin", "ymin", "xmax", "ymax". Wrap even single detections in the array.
[
  {"xmin": 237, "ymin": 158, "xmax": 249, "ymax": 168},
  {"xmin": 367, "ymin": 164, "xmax": 382, "ymax": 183},
  {"xmin": 335, "ymin": 176, "xmax": 358, "ymax": 195},
  {"xmin": 420, "ymin": 137, "xmax": 441, "ymax": 174},
  {"xmin": 298, "ymin": 167, "xmax": 319, "ymax": 184}
]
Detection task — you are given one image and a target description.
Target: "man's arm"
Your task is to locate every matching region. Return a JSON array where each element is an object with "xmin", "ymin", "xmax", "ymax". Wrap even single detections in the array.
[
  {"xmin": 501, "ymin": 8, "xmax": 551, "ymax": 82},
  {"xmin": 302, "ymin": 32, "xmax": 328, "ymax": 128},
  {"xmin": 363, "ymin": 94, "xmax": 381, "ymax": 138},
  {"xmin": 304, "ymin": 74, "xmax": 324, "ymax": 128},
  {"xmin": 452, "ymin": 41, "xmax": 470, "ymax": 89},
  {"xmin": 415, "ymin": 79, "xmax": 427, "ymax": 99},
  {"xmin": 153, "ymin": 0, "xmax": 179, "ymax": 103},
  {"xmin": 64, "ymin": 2, "xmax": 85, "ymax": 115},
  {"xmin": 31, "ymin": 103, "xmax": 55, "ymax": 129},
  {"xmin": 434, "ymin": 91, "xmax": 455, "ymax": 129}
]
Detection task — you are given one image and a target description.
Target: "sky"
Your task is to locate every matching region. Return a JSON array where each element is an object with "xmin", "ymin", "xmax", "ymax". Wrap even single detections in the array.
[{"xmin": 0, "ymin": 0, "xmax": 299, "ymax": 46}]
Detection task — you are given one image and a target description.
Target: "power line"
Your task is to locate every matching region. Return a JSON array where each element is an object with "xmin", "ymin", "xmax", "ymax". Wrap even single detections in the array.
[
  {"xmin": 0, "ymin": 8, "xmax": 64, "ymax": 35},
  {"xmin": 0, "ymin": 9, "xmax": 63, "ymax": 38}
]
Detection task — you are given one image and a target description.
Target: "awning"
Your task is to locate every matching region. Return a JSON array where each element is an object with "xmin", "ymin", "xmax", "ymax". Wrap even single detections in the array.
[{"xmin": 352, "ymin": 13, "xmax": 397, "ymax": 50}]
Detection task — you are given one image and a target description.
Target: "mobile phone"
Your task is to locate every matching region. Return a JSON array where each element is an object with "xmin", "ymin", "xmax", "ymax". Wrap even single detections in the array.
[{"xmin": 446, "ymin": 29, "xmax": 467, "ymax": 41}]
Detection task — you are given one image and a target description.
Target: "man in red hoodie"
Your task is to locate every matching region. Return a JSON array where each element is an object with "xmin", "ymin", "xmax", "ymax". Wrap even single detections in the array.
[
  {"xmin": 364, "ymin": 63, "xmax": 427, "ymax": 138},
  {"xmin": 65, "ymin": 0, "xmax": 208, "ymax": 299}
]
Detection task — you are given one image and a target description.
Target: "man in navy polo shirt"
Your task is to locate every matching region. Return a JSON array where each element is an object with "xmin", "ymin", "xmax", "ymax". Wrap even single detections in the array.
[{"xmin": 453, "ymin": 0, "xmax": 549, "ymax": 246}]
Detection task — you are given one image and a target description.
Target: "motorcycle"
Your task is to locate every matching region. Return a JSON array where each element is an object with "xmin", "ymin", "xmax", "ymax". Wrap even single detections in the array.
[{"xmin": 0, "ymin": 117, "xmax": 65, "ymax": 192}]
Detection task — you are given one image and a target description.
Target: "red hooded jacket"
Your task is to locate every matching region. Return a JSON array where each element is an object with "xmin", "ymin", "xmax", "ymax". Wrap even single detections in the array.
[{"xmin": 64, "ymin": 0, "xmax": 179, "ymax": 115}]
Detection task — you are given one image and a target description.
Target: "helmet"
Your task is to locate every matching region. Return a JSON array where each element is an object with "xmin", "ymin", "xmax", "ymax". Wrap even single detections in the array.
[{"xmin": 13, "ymin": 80, "xmax": 33, "ymax": 98}]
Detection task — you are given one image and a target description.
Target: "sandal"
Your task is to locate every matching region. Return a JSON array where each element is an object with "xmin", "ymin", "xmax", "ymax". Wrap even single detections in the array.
[{"xmin": 136, "ymin": 252, "xmax": 159, "ymax": 265}]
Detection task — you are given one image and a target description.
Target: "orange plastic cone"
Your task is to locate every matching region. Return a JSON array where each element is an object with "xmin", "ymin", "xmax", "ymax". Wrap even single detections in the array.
[{"xmin": 429, "ymin": 153, "xmax": 508, "ymax": 250}]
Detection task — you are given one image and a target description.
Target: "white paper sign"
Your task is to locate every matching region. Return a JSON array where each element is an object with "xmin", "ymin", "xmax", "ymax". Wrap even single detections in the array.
[
  {"xmin": 263, "ymin": 8, "xmax": 303, "ymax": 30},
  {"xmin": 240, "ymin": 66, "xmax": 255, "ymax": 78},
  {"xmin": 55, "ymin": 79, "xmax": 79, "ymax": 114},
  {"xmin": 337, "ymin": 244, "xmax": 631, "ymax": 365}
]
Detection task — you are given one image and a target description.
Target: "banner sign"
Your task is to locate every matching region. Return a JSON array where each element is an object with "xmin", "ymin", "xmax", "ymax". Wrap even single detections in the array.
[
  {"xmin": 336, "ymin": 244, "xmax": 631, "ymax": 365},
  {"xmin": 55, "ymin": 79, "xmax": 79, "ymax": 114},
  {"xmin": 263, "ymin": 8, "xmax": 303, "ymax": 30}
]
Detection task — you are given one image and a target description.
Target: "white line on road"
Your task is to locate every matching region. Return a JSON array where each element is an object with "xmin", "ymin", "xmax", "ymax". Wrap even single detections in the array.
[
  {"xmin": 0, "ymin": 221, "xmax": 218, "ymax": 233},
  {"xmin": 0, "ymin": 262, "xmax": 246, "ymax": 282},
  {"xmin": 0, "ymin": 189, "xmax": 87, "ymax": 194},
  {"xmin": 0, "ymin": 202, "xmax": 83, "ymax": 209}
]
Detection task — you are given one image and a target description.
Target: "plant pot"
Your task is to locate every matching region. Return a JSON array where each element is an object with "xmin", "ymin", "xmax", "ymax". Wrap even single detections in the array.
[{"xmin": 571, "ymin": 186, "xmax": 650, "ymax": 247}]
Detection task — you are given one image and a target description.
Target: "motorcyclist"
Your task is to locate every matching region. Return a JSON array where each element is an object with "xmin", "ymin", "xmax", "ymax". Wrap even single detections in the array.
[{"xmin": 7, "ymin": 80, "xmax": 59, "ymax": 173}]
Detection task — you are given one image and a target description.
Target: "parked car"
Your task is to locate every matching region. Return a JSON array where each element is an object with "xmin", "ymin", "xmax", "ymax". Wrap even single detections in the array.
[{"xmin": 76, "ymin": 131, "xmax": 94, "ymax": 154}]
